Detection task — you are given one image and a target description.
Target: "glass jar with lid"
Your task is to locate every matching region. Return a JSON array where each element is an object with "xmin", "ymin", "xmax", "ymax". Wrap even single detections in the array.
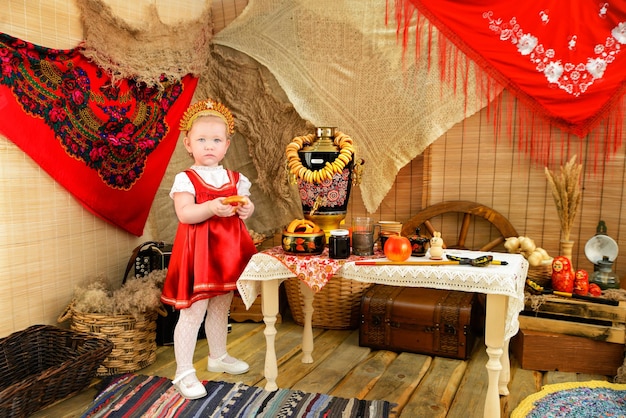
[{"xmin": 329, "ymin": 229, "xmax": 350, "ymax": 259}]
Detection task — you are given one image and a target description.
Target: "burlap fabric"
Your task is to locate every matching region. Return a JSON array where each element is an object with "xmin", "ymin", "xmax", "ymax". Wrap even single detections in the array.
[
  {"xmin": 213, "ymin": 0, "xmax": 503, "ymax": 213},
  {"xmin": 77, "ymin": 0, "xmax": 212, "ymax": 88}
]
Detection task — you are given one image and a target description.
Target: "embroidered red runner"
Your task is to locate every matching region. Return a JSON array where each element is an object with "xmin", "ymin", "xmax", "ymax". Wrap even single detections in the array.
[
  {"xmin": 392, "ymin": 0, "xmax": 626, "ymax": 162},
  {"xmin": 0, "ymin": 33, "xmax": 198, "ymax": 235}
]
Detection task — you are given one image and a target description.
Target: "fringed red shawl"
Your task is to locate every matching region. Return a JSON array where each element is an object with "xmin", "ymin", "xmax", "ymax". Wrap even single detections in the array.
[
  {"xmin": 0, "ymin": 33, "xmax": 198, "ymax": 235},
  {"xmin": 391, "ymin": 0, "xmax": 626, "ymax": 165}
]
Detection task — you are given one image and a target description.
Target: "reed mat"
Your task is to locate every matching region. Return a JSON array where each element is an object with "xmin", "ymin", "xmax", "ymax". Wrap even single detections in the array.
[
  {"xmin": 512, "ymin": 380, "xmax": 626, "ymax": 418},
  {"xmin": 81, "ymin": 373, "xmax": 394, "ymax": 417}
]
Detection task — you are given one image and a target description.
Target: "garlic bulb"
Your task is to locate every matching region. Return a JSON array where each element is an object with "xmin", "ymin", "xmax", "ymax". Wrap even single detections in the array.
[
  {"xmin": 520, "ymin": 237, "xmax": 536, "ymax": 253},
  {"xmin": 504, "ymin": 237, "xmax": 520, "ymax": 253},
  {"xmin": 527, "ymin": 251, "xmax": 543, "ymax": 267}
]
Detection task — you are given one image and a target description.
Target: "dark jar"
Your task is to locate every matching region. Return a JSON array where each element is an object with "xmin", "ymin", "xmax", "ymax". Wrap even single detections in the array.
[
  {"xmin": 408, "ymin": 227, "xmax": 430, "ymax": 257},
  {"xmin": 329, "ymin": 229, "xmax": 350, "ymax": 259}
]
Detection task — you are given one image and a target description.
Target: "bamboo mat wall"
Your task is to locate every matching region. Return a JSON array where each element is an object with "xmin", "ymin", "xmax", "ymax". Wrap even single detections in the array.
[{"xmin": 2, "ymin": 0, "xmax": 626, "ymax": 337}]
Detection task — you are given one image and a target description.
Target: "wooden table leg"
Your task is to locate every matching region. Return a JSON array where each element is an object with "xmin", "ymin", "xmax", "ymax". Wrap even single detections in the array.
[
  {"xmin": 500, "ymin": 338, "xmax": 511, "ymax": 395},
  {"xmin": 299, "ymin": 280, "xmax": 314, "ymax": 363},
  {"xmin": 483, "ymin": 293, "xmax": 508, "ymax": 418},
  {"xmin": 261, "ymin": 279, "xmax": 279, "ymax": 391}
]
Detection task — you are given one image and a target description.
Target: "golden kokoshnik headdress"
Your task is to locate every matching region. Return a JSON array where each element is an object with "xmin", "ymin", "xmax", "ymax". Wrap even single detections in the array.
[{"xmin": 179, "ymin": 99, "xmax": 235, "ymax": 135}]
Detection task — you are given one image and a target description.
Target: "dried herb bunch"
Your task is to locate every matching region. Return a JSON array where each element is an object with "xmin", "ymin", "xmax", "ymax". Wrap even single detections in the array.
[
  {"xmin": 544, "ymin": 155, "xmax": 582, "ymax": 242},
  {"xmin": 73, "ymin": 269, "xmax": 166, "ymax": 317}
]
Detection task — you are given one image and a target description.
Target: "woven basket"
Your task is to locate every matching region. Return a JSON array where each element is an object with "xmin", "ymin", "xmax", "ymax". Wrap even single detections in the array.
[
  {"xmin": 58, "ymin": 304, "xmax": 164, "ymax": 376},
  {"xmin": 527, "ymin": 259, "xmax": 553, "ymax": 289},
  {"xmin": 0, "ymin": 324, "xmax": 113, "ymax": 417},
  {"xmin": 284, "ymin": 277, "xmax": 373, "ymax": 330}
]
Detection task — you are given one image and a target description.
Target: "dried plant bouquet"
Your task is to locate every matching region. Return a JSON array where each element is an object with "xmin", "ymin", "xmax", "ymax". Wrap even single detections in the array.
[
  {"xmin": 544, "ymin": 155, "xmax": 582, "ymax": 242},
  {"xmin": 72, "ymin": 269, "xmax": 167, "ymax": 318}
]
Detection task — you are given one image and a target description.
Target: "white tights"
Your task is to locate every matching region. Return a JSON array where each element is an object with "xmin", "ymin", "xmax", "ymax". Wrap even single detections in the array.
[{"xmin": 174, "ymin": 292, "xmax": 233, "ymax": 379}]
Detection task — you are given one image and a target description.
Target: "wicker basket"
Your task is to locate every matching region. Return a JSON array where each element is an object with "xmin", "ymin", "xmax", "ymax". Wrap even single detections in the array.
[
  {"xmin": 527, "ymin": 259, "xmax": 553, "ymax": 289},
  {"xmin": 0, "ymin": 324, "xmax": 113, "ymax": 418},
  {"xmin": 58, "ymin": 304, "xmax": 164, "ymax": 376},
  {"xmin": 284, "ymin": 277, "xmax": 373, "ymax": 330}
]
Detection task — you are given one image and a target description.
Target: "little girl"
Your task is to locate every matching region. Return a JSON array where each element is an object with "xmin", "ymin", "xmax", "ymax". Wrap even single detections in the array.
[{"xmin": 161, "ymin": 99, "xmax": 257, "ymax": 399}]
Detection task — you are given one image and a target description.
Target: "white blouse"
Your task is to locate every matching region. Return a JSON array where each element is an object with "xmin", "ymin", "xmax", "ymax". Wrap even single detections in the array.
[{"xmin": 169, "ymin": 165, "xmax": 252, "ymax": 199}]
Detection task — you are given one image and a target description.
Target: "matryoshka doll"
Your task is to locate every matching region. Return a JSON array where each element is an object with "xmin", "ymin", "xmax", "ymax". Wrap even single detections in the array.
[
  {"xmin": 573, "ymin": 269, "xmax": 589, "ymax": 296},
  {"xmin": 551, "ymin": 256, "xmax": 574, "ymax": 293}
]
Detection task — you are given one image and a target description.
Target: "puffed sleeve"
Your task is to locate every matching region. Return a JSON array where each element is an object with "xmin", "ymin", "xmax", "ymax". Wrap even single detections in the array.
[
  {"xmin": 236, "ymin": 173, "xmax": 252, "ymax": 196},
  {"xmin": 169, "ymin": 172, "xmax": 195, "ymax": 199}
]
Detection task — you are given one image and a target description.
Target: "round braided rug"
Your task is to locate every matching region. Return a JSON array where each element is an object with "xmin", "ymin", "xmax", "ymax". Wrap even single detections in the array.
[{"xmin": 512, "ymin": 380, "xmax": 626, "ymax": 418}]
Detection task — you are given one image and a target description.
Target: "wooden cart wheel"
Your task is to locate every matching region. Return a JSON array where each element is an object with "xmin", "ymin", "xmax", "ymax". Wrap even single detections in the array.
[{"xmin": 400, "ymin": 200, "xmax": 518, "ymax": 252}]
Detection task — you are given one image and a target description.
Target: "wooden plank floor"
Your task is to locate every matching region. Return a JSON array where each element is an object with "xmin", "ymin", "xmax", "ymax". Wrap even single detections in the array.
[{"xmin": 32, "ymin": 314, "xmax": 611, "ymax": 418}]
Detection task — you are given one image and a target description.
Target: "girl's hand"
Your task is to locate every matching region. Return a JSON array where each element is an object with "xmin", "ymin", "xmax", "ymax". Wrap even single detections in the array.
[
  {"xmin": 210, "ymin": 198, "xmax": 237, "ymax": 217},
  {"xmin": 236, "ymin": 199, "xmax": 254, "ymax": 220}
]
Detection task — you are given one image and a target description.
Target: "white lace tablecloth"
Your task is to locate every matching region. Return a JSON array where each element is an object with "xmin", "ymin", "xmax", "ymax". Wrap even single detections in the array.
[
  {"xmin": 340, "ymin": 249, "xmax": 528, "ymax": 340},
  {"xmin": 237, "ymin": 247, "xmax": 528, "ymax": 340}
]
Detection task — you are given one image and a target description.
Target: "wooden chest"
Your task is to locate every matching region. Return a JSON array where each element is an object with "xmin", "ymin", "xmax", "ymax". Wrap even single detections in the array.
[{"xmin": 359, "ymin": 285, "xmax": 481, "ymax": 360}]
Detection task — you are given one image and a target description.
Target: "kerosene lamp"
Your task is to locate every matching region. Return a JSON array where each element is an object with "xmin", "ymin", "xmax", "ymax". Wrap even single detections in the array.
[{"xmin": 585, "ymin": 220, "xmax": 620, "ymax": 289}]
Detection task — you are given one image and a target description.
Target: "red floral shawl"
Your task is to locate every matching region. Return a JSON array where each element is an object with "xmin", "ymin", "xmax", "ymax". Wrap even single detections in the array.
[
  {"xmin": 0, "ymin": 33, "xmax": 198, "ymax": 235},
  {"xmin": 390, "ymin": 0, "xmax": 626, "ymax": 165}
]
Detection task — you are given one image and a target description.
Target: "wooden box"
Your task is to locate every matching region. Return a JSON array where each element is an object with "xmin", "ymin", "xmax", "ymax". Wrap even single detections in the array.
[
  {"xmin": 511, "ymin": 328, "xmax": 624, "ymax": 375},
  {"xmin": 512, "ymin": 295, "xmax": 626, "ymax": 376},
  {"xmin": 519, "ymin": 296, "xmax": 626, "ymax": 343}
]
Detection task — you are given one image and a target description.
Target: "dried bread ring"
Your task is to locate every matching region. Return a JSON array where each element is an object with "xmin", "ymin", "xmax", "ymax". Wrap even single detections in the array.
[{"xmin": 222, "ymin": 195, "xmax": 248, "ymax": 206}]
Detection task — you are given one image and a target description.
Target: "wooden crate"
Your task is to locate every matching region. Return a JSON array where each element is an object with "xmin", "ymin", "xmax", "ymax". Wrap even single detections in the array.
[
  {"xmin": 511, "ymin": 328, "xmax": 624, "ymax": 375},
  {"xmin": 511, "ymin": 296, "xmax": 626, "ymax": 375},
  {"xmin": 519, "ymin": 296, "xmax": 626, "ymax": 343}
]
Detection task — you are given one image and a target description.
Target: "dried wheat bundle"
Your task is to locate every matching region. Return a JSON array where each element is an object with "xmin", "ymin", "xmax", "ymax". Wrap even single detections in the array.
[{"xmin": 544, "ymin": 155, "xmax": 582, "ymax": 242}]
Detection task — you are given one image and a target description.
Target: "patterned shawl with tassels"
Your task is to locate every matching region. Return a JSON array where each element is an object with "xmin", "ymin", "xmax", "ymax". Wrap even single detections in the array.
[{"xmin": 391, "ymin": 0, "xmax": 626, "ymax": 166}]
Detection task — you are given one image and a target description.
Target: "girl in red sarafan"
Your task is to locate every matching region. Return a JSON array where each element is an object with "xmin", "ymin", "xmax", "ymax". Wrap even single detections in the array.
[{"xmin": 161, "ymin": 99, "xmax": 257, "ymax": 399}]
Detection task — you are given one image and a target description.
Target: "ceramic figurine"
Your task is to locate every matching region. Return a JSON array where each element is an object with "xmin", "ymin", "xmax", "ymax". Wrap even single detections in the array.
[
  {"xmin": 573, "ymin": 269, "xmax": 589, "ymax": 296},
  {"xmin": 429, "ymin": 231, "xmax": 444, "ymax": 260},
  {"xmin": 551, "ymin": 255, "xmax": 574, "ymax": 293}
]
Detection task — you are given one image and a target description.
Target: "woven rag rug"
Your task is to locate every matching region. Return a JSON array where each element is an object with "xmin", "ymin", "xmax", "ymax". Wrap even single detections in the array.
[
  {"xmin": 81, "ymin": 374, "xmax": 394, "ymax": 418},
  {"xmin": 213, "ymin": 0, "xmax": 500, "ymax": 214},
  {"xmin": 511, "ymin": 380, "xmax": 626, "ymax": 418}
]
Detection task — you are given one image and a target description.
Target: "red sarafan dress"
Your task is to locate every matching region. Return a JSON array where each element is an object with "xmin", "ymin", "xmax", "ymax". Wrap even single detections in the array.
[{"xmin": 161, "ymin": 168, "xmax": 257, "ymax": 309}]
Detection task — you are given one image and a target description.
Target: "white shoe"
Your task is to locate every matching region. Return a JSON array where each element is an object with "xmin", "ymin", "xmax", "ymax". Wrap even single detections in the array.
[
  {"xmin": 207, "ymin": 353, "xmax": 249, "ymax": 375},
  {"xmin": 172, "ymin": 369, "xmax": 207, "ymax": 400}
]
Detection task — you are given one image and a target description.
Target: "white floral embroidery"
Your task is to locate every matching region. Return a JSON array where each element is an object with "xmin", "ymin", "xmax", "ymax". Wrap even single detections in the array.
[
  {"xmin": 586, "ymin": 58, "xmax": 607, "ymax": 79},
  {"xmin": 517, "ymin": 34, "xmax": 538, "ymax": 55},
  {"xmin": 484, "ymin": 11, "xmax": 625, "ymax": 96},
  {"xmin": 599, "ymin": 3, "xmax": 609, "ymax": 19},
  {"xmin": 612, "ymin": 22, "xmax": 626, "ymax": 43},
  {"xmin": 539, "ymin": 10, "xmax": 549, "ymax": 25},
  {"xmin": 544, "ymin": 62, "xmax": 563, "ymax": 83}
]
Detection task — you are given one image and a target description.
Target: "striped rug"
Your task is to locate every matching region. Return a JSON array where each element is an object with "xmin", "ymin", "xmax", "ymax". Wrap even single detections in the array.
[{"xmin": 81, "ymin": 374, "xmax": 394, "ymax": 417}]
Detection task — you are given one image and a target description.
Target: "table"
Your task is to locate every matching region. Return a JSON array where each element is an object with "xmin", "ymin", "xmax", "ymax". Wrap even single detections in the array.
[{"xmin": 237, "ymin": 247, "xmax": 528, "ymax": 418}]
